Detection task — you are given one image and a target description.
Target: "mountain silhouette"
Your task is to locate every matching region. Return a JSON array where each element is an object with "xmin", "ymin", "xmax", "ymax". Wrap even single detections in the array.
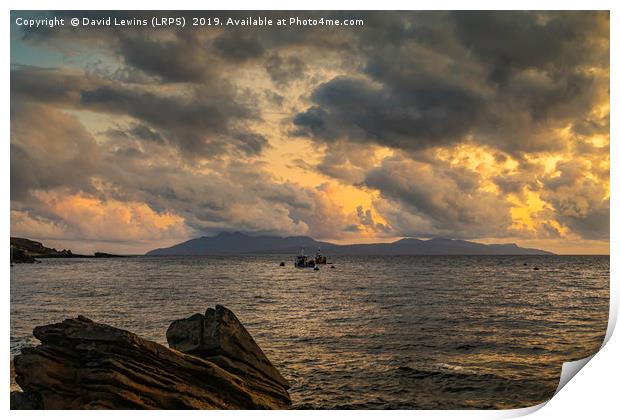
[{"xmin": 146, "ymin": 232, "xmax": 553, "ymax": 256}]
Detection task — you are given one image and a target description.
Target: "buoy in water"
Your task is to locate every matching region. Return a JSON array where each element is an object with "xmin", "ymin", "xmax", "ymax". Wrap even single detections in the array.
[
  {"xmin": 330, "ymin": 265, "xmax": 335, "ymax": 269},
  {"xmin": 279, "ymin": 262, "xmax": 285, "ymax": 266},
  {"xmin": 314, "ymin": 266, "xmax": 320, "ymax": 271},
  {"xmin": 533, "ymin": 267, "xmax": 539, "ymax": 270},
  {"xmin": 523, "ymin": 263, "xmax": 528, "ymax": 266}
]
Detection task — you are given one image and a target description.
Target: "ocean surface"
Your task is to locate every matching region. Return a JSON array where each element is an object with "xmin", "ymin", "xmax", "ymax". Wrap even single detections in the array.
[{"xmin": 11, "ymin": 255, "xmax": 609, "ymax": 409}]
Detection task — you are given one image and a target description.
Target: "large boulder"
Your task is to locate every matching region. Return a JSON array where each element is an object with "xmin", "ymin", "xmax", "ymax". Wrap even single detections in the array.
[
  {"xmin": 12, "ymin": 311, "xmax": 291, "ymax": 409},
  {"xmin": 167, "ymin": 305, "xmax": 290, "ymax": 390}
]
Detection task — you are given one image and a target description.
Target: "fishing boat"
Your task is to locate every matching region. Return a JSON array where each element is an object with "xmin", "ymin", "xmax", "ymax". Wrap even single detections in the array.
[
  {"xmin": 294, "ymin": 249, "xmax": 316, "ymax": 268},
  {"xmin": 315, "ymin": 248, "xmax": 327, "ymax": 264}
]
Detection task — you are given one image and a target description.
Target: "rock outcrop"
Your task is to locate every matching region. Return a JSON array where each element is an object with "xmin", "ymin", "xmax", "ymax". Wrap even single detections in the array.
[
  {"xmin": 12, "ymin": 307, "xmax": 291, "ymax": 409},
  {"xmin": 167, "ymin": 305, "xmax": 290, "ymax": 390}
]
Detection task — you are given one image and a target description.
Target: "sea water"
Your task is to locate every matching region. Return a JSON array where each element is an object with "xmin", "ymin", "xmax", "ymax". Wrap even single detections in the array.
[{"xmin": 10, "ymin": 255, "xmax": 609, "ymax": 409}]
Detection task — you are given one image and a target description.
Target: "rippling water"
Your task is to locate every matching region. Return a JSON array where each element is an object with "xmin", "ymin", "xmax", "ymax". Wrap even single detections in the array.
[{"xmin": 11, "ymin": 255, "xmax": 609, "ymax": 409}]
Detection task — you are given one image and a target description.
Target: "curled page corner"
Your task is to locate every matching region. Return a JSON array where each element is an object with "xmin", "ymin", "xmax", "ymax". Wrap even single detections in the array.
[
  {"xmin": 555, "ymin": 355, "xmax": 595, "ymax": 394},
  {"xmin": 494, "ymin": 400, "xmax": 549, "ymax": 418}
]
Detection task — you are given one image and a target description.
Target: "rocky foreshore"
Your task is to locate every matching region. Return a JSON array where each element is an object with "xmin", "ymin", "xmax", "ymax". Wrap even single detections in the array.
[{"xmin": 11, "ymin": 305, "xmax": 291, "ymax": 409}]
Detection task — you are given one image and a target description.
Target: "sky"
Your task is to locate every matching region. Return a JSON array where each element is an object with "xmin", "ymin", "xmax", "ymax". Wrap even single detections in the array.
[{"xmin": 10, "ymin": 11, "xmax": 610, "ymax": 254}]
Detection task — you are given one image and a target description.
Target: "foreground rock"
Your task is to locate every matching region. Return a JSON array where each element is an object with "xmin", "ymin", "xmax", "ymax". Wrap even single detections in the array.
[
  {"xmin": 12, "ymin": 308, "xmax": 291, "ymax": 409},
  {"xmin": 167, "ymin": 305, "xmax": 290, "ymax": 390}
]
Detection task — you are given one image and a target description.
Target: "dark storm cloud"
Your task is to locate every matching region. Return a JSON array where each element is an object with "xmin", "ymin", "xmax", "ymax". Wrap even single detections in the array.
[
  {"xmin": 452, "ymin": 11, "xmax": 609, "ymax": 85},
  {"xmin": 293, "ymin": 11, "xmax": 609, "ymax": 156},
  {"xmin": 265, "ymin": 52, "xmax": 307, "ymax": 87},
  {"xmin": 79, "ymin": 84, "xmax": 262, "ymax": 157},
  {"xmin": 10, "ymin": 65, "xmax": 97, "ymax": 105},
  {"xmin": 115, "ymin": 31, "xmax": 217, "ymax": 83},
  {"xmin": 128, "ymin": 124, "xmax": 164, "ymax": 143},
  {"xmin": 540, "ymin": 160, "xmax": 610, "ymax": 239},
  {"xmin": 11, "ymin": 66, "xmax": 266, "ymax": 158},
  {"xmin": 355, "ymin": 206, "xmax": 390, "ymax": 233},
  {"xmin": 10, "ymin": 101, "xmax": 101, "ymax": 201},
  {"xmin": 572, "ymin": 112, "xmax": 610, "ymax": 138},
  {"xmin": 293, "ymin": 75, "xmax": 483, "ymax": 151},
  {"xmin": 363, "ymin": 156, "xmax": 514, "ymax": 238},
  {"xmin": 213, "ymin": 31, "xmax": 265, "ymax": 62},
  {"xmin": 102, "ymin": 123, "xmax": 164, "ymax": 144},
  {"xmin": 492, "ymin": 160, "xmax": 545, "ymax": 196},
  {"xmin": 10, "ymin": 144, "xmax": 40, "ymax": 201}
]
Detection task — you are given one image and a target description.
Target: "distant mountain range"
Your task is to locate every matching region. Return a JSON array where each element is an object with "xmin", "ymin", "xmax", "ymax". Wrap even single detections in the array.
[{"xmin": 145, "ymin": 232, "xmax": 554, "ymax": 256}]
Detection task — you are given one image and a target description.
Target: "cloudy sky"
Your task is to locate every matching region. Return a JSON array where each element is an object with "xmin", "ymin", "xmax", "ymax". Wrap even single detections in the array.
[{"xmin": 10, "ymin": 11, "xmax": 609, "ymax": 254}]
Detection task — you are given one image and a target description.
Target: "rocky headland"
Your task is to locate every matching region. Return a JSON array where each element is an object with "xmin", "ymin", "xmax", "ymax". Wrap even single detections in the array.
[{"xmin": 10, "ymin": 237, "xmax": 125, "ymax": 263}]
